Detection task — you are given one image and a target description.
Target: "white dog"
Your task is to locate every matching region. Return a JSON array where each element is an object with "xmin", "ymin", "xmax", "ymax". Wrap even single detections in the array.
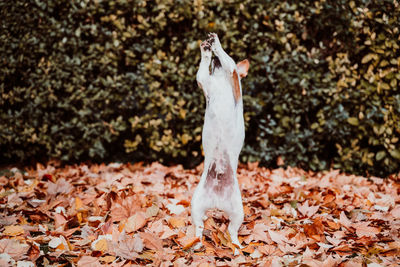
[{"xmin": 191, "ymin": 33, "xmax": 249, "ymax": 251}]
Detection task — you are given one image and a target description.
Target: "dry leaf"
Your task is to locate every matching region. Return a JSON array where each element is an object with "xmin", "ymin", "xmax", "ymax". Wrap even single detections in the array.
[
  {"xmin": 168, "ymin": 216, "xmax": 186, "ymax": 228},
  {"xmin": 140, "ymin": 232, "xmax": 163, "ymax": 251},
  {"xmin": 110, "ymin": 233, "xmax": 143, "ymax": 260},
  {"xmin": 77, "ymin": 256, "xmax": 101, "ymax": 267},
  {"xmin": 125, "ymin": 212, "xmax": 147, "ymax": 233},
  {"xmin": 268, "ymin": 229, "xmax": 288, "ymax": 245},
  {"xmin": 1, "ymin": 162, "xmax": 398, "ymax": 265},
  {"xmin": 3, "ymin": 225, "xmax": 24, "ymax": 236},
  {"xmin": 298, "ymin": 200, "xmax": 319, "ymax": 218},
  {"xmin": 0, "ymin": 239, "xmax": 29, "ymax": 260},
  {"xmin": 177, "ymin": 236, "xmax": 200, "ymax": 250}
]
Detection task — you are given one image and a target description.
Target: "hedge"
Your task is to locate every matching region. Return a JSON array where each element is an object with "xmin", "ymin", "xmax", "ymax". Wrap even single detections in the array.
[{"xmin": 1, "ymin": 0, "xmax": 399, "ymax": 177}]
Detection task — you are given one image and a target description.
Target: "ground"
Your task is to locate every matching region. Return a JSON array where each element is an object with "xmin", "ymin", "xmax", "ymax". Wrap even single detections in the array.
[{"xmin": 0, "ymin": 161, "xmax": 399, "ymax": 266}]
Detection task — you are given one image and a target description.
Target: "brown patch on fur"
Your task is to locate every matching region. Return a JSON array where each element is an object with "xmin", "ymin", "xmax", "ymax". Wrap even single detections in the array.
[
  {"xmin": 205, "ymin": 154, "xmax": 234, "ymax": 195},
  {"xmin": 232, "ymin": 70, "xmax": 241, "ymax": 103},
  {"xmin": 237, "ymin": 59, "xmax": 249, "ymax": 78}
]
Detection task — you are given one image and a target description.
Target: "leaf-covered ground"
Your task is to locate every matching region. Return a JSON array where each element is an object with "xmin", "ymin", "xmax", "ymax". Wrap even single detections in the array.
[{"xmin": 0, "ymin": 162, "xmax": 399, "ymax": 266}]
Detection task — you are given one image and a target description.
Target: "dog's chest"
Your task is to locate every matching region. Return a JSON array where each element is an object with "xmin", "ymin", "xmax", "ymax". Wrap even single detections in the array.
[{"xmin": 205, "ymin": 75, "xmax": 237, "ymax": 122}]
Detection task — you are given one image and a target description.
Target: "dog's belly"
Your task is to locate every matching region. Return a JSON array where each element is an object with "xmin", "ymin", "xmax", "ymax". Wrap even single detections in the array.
[
  {"xmin": 202, "ymin": 107, "xmax": 244, "ymax": 197},
  {"xmin": 202, "ymin": 108, "xmax": 244, "ymax": 162}
]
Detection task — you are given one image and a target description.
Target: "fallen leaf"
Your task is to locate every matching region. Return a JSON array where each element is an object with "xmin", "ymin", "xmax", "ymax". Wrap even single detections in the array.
[
  {"xmin": 177, "ymin": 236, "xmax": 200, "ymax": 250},
  {"xmin": 140, "ymin": 232, "xmax": 163, "ymax": 251},
  {"xmin": 268, "ymin": 229, "xmax": 288, "ymax": 245},
  {"xmin": 125, "ymin": 212, "xmax": 147, "ymax": 233},
  {"xmin": 146, "ymin": 204, "xmax": 159, "ymax": 218},
  {"xmin": 3, "ymin": 225, "xmax": 24, "ymax": 236},
  {"xmin": 354, "ymin": 222, "xmax": 380, "ymax": 238},
  {"xmin": 168, "ymin": 216, "xmax": 186, "ymax": 228},
  {"xmin": 390, "ymin": 205, "xmax": 400, "ymax": 219},
  {"xmin": 99, "ymin": 255, "xmax": 116, "ymax": 263},
  {"xmin": 0, "ymin": 239, "xmax": 29, "ymax": 260},
  {"xmin": 110, "ymin": 233, "xmax": 143, "ymax": 260},
  {"xmin": 298, "ymin": 200, "xmax": 319, "ymax": 218},
  {"xmin": 339, "ymin": 211, "xmax": 352, "ymax": 229},
  {"xmin": 166, "ymin": 202, "xmax": 185, "ymax": 215},
  {"xmin": 250, "ymin": 248, "xmax": 262, "ymax": 259},
  {"xmin": 47, "ymin": 178, "xmax": 73, "ymax": 195},
  {"xmin": 93, "ymin": 238, "xmax": 108, "ymax": 252},
  {"xmin": 77, "ymin": 256, "xmax": 101, "ymax": 267}
]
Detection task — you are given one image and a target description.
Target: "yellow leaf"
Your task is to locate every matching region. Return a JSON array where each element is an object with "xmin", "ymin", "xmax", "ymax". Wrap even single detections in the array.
[
  {"xmin": 94, "ymin": 239, "xmax": 108, "ymax": 252},
  {"xmin": 347, "ymin": 117, "xmax": 359, "ymax": 126},
  {"xmin": 3, "ymin": 225, "xmax": 24, "ymax": 236},
  {"xmin": 75, "ymin": 197, "xmax": 83, "ymax": 211},
  {"xmin": 181, "ymin": 133, "xmax": 191, "ymax": 145},
  {"xmin": 361, "ymin": 53, "xmax": 377, "ymax": 64},
  {"xmin": 77, "ymin": 212, "xmax": 82, "ymax": 223},
  {"xmin": 179, "ymin": 108, "xmax": 186, "ymax": 119}
]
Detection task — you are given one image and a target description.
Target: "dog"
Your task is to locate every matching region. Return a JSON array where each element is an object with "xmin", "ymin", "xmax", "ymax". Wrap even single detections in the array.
[{"xmin": 191, "ymin": 33, "xmax": 249, "ymax": 251}]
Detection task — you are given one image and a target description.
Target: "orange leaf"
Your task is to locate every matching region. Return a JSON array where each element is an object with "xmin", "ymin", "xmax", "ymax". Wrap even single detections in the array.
[
  {"xmin": 179, "ymin": 236, "xmax": 200, "ymax": 250},
  {"xmin": 168, "ymin": 216, "xmax": 186, "ymax": 228}
]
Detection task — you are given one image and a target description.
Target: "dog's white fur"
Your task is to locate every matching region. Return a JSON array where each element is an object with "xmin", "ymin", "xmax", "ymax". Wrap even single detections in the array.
[{"xmin": 191, "ymin": 33, "xmax": 249, "ymax": 251}]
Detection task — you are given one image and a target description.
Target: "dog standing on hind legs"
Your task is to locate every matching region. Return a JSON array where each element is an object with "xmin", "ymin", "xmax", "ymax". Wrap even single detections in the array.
[{"xmin": 191, "ymin": 33, "xmax": 249, "ymax": 252}]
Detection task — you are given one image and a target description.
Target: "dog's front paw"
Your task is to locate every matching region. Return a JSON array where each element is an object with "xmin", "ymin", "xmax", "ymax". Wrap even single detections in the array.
[
  {"xmin": 207, "ymin": 32, "xmax": 221, "ymax": 52},
  {"xmin": 200, "ymin": 40, "xmax": 212, "ymax": 59}
]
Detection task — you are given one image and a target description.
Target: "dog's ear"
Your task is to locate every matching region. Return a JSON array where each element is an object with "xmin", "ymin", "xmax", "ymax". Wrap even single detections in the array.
[{"xmin": 237, "ymin": 59, "xmax": 249, "ymax": 78}]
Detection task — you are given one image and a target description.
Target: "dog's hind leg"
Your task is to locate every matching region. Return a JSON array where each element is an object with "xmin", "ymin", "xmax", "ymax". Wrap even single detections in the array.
[
  {"xmin": 191, "ymin": 178, "xmax": 209, "ymax": 249},
  {"xmin": 226, "ymin": 183, "xmax": 244, "ymax": 253}
]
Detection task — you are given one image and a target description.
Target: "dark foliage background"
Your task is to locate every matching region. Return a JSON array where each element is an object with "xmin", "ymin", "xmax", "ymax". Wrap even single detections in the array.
[{"xmin": 1, "ymin": 0, "xmax": 399, "ymax": 176}]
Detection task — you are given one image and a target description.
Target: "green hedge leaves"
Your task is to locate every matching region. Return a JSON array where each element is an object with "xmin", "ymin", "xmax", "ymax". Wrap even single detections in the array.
[{"xmin": 1, "ymin": 0, "xmax": 399, "ymax": 177}]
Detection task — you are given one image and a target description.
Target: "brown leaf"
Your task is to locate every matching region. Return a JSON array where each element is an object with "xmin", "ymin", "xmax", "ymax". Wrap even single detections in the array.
[
  {"xmin": 339, "ymin": 211, "xmax": 352, "ymax": 229},
  {"xmin": 109, "ymin": 233, "xmax": 143, "ymax": 260},
  {"xmin": 77, "ymin": 256, "xmax": 101, "ymax": 267},
  {"xmin": 354, "ymin": 222, "xmax": 380, "ymax": 238},
  {"xmin": 140, "ymin": 232, "xmax": 163, "ymax": 251},
  {"xmin": 47, "ymin": 178, "xmax": 73, "ymax": 195},
  {"xmin": 110, "ymin": 196, "xmax": 142, "ymax": 222},
  {"xmin": 54, "ymin": 213, "xmax": 67, "ymax": 230},
  {"xmin": 298, "ymin": 200, "xmax": 320, "ymax": 218},
  {"xmin": 249, "ymin": 223, "xmax": 270, "ymax": 243},
  {"xmin": 303, "ymin": 217, "xmax": 324, "ymax": 241},
  {"xmin": 168, "ymin": 216, "xmax": 186, "ymax": 228},
  {"xmin": 268, "ymin": 229, "xmax": 289, "ymax": 245},
  {"xmin": 125, "ymin": 212, "xmax": 147, "ymax": 233},
  {"xmin": 0, "ymin": 239, "xmax": 30, "ymax": 260},
  {"xmin": 390, "ymin": 205, "xmax": 400, "ymax": 219}
]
